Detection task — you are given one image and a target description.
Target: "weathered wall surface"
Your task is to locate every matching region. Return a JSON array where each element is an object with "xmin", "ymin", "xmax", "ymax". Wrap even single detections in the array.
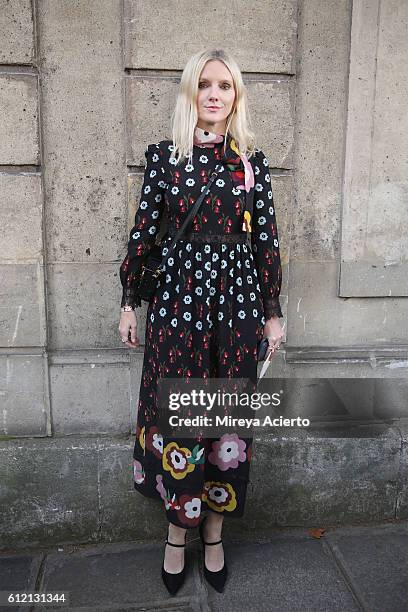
[{"xmin": 0, "ymin": 0, "xmax": 407, "ymax": 547}]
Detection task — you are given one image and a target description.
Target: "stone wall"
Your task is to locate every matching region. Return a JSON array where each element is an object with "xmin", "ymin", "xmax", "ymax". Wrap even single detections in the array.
[{"xmin": 0, "ymin": 0, "xmax": 407, "ymax": 548}]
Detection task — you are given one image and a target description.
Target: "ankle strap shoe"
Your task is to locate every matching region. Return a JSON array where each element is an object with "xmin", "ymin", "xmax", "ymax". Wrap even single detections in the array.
[
  {"xmin": 161, "ymin": 532, "xmax": 187, "ymax": 596},
  {"xmin": 199, "ymin": 516, "xmax": 228, "ymax": 592}
]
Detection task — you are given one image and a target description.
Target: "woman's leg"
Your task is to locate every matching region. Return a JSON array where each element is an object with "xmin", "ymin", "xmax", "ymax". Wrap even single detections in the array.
[
  {"xmin": 202, "ymin": 510, "xmax": 225, "ymax": 571},
  {"xmin": 163, "ymin": 521, "xmax": 187, "ymax": 574}
]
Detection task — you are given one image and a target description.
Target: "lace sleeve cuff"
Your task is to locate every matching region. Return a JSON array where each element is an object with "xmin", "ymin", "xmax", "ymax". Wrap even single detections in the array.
[{"xmin": 120, "ymin": 272, "xmax": 142, "ymax": 310}]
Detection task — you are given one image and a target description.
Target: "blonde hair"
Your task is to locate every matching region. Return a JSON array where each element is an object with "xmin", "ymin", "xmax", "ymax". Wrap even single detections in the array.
[{"xmin": 169, "ymin": 48, "xmax": 256, "ymax": 165}]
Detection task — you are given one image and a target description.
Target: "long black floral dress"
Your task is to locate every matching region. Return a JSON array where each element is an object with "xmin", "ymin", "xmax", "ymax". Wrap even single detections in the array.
[{"xmin": 119, "ymin": 133, "xmax": 283, "ymax": 529}]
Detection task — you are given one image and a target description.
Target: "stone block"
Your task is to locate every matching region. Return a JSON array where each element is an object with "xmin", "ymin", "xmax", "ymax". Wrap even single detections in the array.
[
  {"xmin": 37, "ymin": 0, "xmax": 126, "ymax": 263},
  {"xmin": 0, "ymin": 174, "xmax": 42, "ymax": 262},
  {"xmin": 0, "ymin": 74, "xmax": 39, "ymax": 164},
  {"xmin": 0, "ymin": 353, "xmax": 49, "ymax": 437},
  {"xmin": 124, "ymin": 0, "xmax": 297, "ymax": 73},
  {"xmin": 0, "ymin": 264, "xmax": 46, "ymax": 348},
  {"xmin": 0, "ymin": 0, "xmax": 34, "ymax": 64}
]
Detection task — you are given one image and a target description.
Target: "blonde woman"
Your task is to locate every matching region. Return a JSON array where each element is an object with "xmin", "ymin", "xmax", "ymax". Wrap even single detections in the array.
[{"xmin": 119, "ymin": 48, "xmax": 284, "ymax": 595}]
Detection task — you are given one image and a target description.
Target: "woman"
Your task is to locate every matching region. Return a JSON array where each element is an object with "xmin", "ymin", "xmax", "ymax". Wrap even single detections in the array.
[{"xmin": 118, "ymin": 48, "xmax": 284, "ymax": 595}]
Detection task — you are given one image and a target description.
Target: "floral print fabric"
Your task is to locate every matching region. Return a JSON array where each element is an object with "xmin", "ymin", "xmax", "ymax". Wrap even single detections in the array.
[{"xmin": 120, "ymin": 133, "xmax": 283, "ymax": 528}]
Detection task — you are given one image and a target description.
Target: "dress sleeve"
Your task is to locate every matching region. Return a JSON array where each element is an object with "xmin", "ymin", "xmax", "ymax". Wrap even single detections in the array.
[
  {"xmin": 250, "ymin": 149, "xmax": 283, "ymax": 319},
  {"xmin": 119, "ymin": 143, "xmax": 166, "ymax": 309}
]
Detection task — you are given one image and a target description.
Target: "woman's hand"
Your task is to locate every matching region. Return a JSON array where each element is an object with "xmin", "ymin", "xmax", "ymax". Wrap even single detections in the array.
[
  {"xmin": 118, "ymin": 310, "xmax": 140, "ymax": 348},
  {"xmin": 263, "ymin": 316, "xmax": 284, "ymax": 359}
]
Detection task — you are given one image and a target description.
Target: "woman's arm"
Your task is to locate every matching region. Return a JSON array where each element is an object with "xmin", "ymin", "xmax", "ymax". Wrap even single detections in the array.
[
  {"xmin": 119, "ymin": 143, "xmax": 166, "ymax": 309},
  {"xmin": 250, "ymin": 149, "xmax": 283, "ymax": 320}
]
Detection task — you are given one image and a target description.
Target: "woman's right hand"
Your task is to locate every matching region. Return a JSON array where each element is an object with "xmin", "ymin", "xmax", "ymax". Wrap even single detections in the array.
[{"xmin": 118, "ymin": 310, "xmax": 140, "ymax": 348}]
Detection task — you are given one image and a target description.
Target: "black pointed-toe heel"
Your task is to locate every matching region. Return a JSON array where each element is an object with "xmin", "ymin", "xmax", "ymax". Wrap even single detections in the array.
[
  {"xmin": 161, "ymin": 531, "xmax": 187, "ymax": 596},
  {"xmin": 199, "ymin": 515, "xmax": 228, "ymax": 593}
]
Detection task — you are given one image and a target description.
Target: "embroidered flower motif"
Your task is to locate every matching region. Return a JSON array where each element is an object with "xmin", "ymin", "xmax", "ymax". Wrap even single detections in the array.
[
  {"xmin": 133, "ymin": 459, "xmax": 145, "ymax": 484},
  {"xmin": 176, "ymin": 494, "xmax": 202, "ymax": 526},
  {"xmin": 208, "ymin": 434, "xmax": 247, "ymax": 470},
  {"xmin": 202, "ymin": 481, "xmax": 237, "ymax": 512},
  {"xmin": 162, "ymin": 442, "xmax": 204, "ymax": 479},
  {"xmin": 145, "ymin": 426, "xmax": 163, "ymax": 459}
]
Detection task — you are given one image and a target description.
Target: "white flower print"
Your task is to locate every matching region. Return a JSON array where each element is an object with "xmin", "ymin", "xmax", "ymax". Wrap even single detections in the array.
[
  {"xmin": 246, "ymin": 275, "xmax": 253, "ymax": 284},
  {"xmin": 162, "ymin": 247, "xmax": 168, "ymax": 255},
  {"xmin": 185, "ymin": 164, "xmax": 194, "ymax": 172},
  {"xmin": 150, "ymin": 313, "xmax": 154, "ymax": 322},
  {"xmin": 132, "ymin": 231, "xmax": 140, "ymax": 239},
  {"xmin": 163, "ymin": 291, "xmax": 169, "ymax": 300},
  {"xmin": 199, "ymin": 155, "xmax": 208, "ymax": 163},
  {"xmin": 256, "ymin": 200, "xmax": 265, "ymax": 209},
  {"xmin": 185, "ymin": 260, "xmax": 191, "ymax": 269},
  {"xmin": 195, "ymin": 252, "xmax": 202, "ymax": 261},
  {"xmin": 237, "ymin": 260, "xmax": 242, "ymax": 269},
  {"xmin": 204, "ymin": 261, "xmax": 211, "ymax": 271},
  {"xmin": 228, "ymin": 318, "xmax": 232, "ymax": 327},
  {"xmin": 159, "ymin": 307, "xmax": 166, "ymax": 317},
  {"xmin": 204, "ymin": 244, "xmax": 211, "ymax": 254},
  {"xmin": 263, "ymin": 156, "xmax": 269, "ymax": 166},
  {"xmin": 229, "ymin": 251, "xmax": 235, "ymax": 260},
  {"xmin": 216, "ymin": 179, "xmax": 225, "ymax": 187},
  {"xmin": 186, "ymin": 243, "xmax": 192, "ymax": 252},
  {"xmin": 255, "ymin": 183, "xmax": 263, "ymax": 192},
  {"xmin": 184, "ymin": 295, "xmax": 192, "ymax": 304},
  {"xmin": 259, "ymin": 232, "xmax": 268, "ymax": 241},
  {"xmin": 261, "ymin": 315, "xmax": 266, "ymax": 325},
  {"xmin": 148, "ymin": 226, "xmax": 157, "ymax": 234},
  {"xmin": 154, "ymin": 194, "xmax": 162, "ymax": 203},
  {"xmin": 222, "ymin": 244, "xmax": 227, "ymax": 252},
  {"xmin": 139, "ymin": 201, "xmax": 148, "ymax": 210},
  {"xmin": 167, "ymin": 257, "xmax": 174, "ymax": 266},
  {"xmin": 212, "ymin": 252, "xmax": 219, "ymax": 262},
  {"xmin": 169, "ymin": 157, "xmax": 177, "ymax": 166},
  {"xmin": 242, "ymin": 244, "xmax": 247, "ymax": 252},
  {"xmin": 274, "ymin": 239, "xmax": 279, "ymax": 247},
  {"xmin": 237, "ymin": 294, "xmax": 244, "ymax": 303},
  {"xmin": 218, "ymin": 312, "xmax": 224, "ymax": 321},
  {"xmin": 183, "ymin": 312, "xmax": 192, "ymax": 321},
  {"xmin": 250, "ymin": 292, "xmax": 256, "ymax": 301},
  {"xmin": 219, "ymin": 295, "xmax": 225, "ymax": 304},
  {"xmin": 236, "ymin": 277, "xmax": 242, "ymax": 285},
  {"xmin": 195, "ymin": 270, "xmax": 203, "ymax": 279},
  {"xmin": 236, "ymin": 244, "xmax": 241, "ymax": 252},
  {"xmin": 269, "ymin": 206, "xmax": 274, "ymax": 215},
  {"xmin": 221, "ymin": 259, "xmax": 227, "ymax": 269},
  {"xmin": 245, "ymin": 259, "xmax": 250, "ymax": 268},
  {"xmin": 253, "ymin": 309, "xmax": 258, "ymax": 317},
  {"xmin": 258, "ymin": 216, "xmax": 266, "ymax": 225},
  {"xmin": 256, "ymin": 283, "xmax": 261, "ymax": 291},
  {"xmin": 210, "ymin": 287, "xmax": 216, "ymax": 296},
  {"xmin": 166, "ymin": 274, "xmax": 171, "ymax": 282},
  {"xmin": 205, "ymin": 279, "xmax": 211, "ymax": 288},
  {"xmin": 238, "ymin": 310, "xmax": 246, "ymax": 319},
  {"xmin": 184, "ymin": 498, "xmax": 201, "ymax": 519},
  {"xmin": 232, "ymin": 187, "xmax": 241, "ymax": 195},
  {"xmin": 171, "ymin": 318, "xmax": 178, "ymax": 327},
  {"xmin": 171, "ymin": 186, "xmax": 179, "ymax": 194},
  {"xmin": 196, "ymin": 321, "xmax": 202, "ymax": 330},
  {"xmin": 186, "ymin": 178, "xmax": 195, "ymax": 187},
  {"xmin": 210, "ymin": 270, "xmax": 217, "ymax": 279},
  {"xmin": 229, "ymin": 287, "xmax": 234, "ymax": 295},
  {"xmin": 195, "ymin": 286, "xmax": 203, "ymax": 296},
  {"xmin": 229, "ymin": 269, "xmax": 234, "ymax": 277},
  {"xmin": 144, "ymin": 185, "xmax": 151, "ymax": 194}
]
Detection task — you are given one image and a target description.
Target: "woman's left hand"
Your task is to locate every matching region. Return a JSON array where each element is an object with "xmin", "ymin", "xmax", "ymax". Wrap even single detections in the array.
[{"xmin": 263, "ymin": 316, "xmax": 285, "ymax": 359}]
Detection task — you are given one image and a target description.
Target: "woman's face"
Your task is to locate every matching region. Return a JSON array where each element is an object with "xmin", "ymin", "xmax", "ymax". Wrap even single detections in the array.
[{"xmin": 196, "ymin": 59, "xmax": 236, "ymax": 134}]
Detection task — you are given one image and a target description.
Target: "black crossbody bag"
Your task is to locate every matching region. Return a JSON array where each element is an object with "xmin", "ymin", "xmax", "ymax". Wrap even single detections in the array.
[{"xmin": 133, "ymin": 163, "xmax": 223, "ymax": 304}]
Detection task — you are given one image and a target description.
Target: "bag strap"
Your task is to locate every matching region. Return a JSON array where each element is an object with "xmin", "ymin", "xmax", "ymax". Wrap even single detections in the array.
[{"xmin": 154, "ymin": 162, "xmax": 223, "ymax": 273}]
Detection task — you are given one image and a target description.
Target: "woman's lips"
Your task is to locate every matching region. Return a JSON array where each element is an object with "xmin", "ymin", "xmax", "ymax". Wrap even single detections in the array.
[{"xmin": 205, "ymin": 106, "xmax": 221, "ymax": 111}]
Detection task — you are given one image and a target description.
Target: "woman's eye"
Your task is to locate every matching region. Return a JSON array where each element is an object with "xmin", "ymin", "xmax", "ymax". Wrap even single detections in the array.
[{"xmin": 199, "ymin": 83, "xmax": 231, "ymax": 89}]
